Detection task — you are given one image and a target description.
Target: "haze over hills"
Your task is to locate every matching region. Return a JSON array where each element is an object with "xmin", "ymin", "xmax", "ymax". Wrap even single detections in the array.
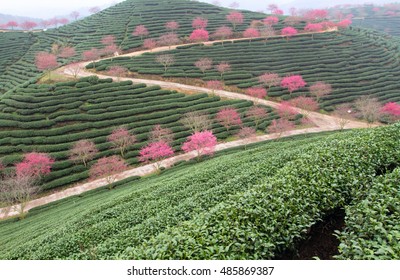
[{"xmin": 0, "ymin": 13, "xmax": 43, "ymax": 25}]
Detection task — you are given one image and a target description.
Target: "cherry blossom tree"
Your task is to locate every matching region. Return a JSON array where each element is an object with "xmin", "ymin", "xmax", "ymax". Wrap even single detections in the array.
[
  {"xmin": 192, "ymin": 17, "xmax": 208, "ymax": 29},
  {"xmin": 243, "ymin": 27, "xmax": 260, "ymax": 42},
  {"xmin": 58, "ymin": 18, "xmax": 69, "ymax": 26},
  {"xmin": 281, "ymin": 27, "xmax": 298, "ymax": 41},
  {"xmin": 216, "ymin": 108, "xmax": 242, "ymax": 131},
  {"xmin": 35, "ymin": 52, "xmax": 59, "ymax": 80},
  {"xmin": 213, "ymin": 26, "xmax": 233, "ymax": 45},
  {"xmin": 149, "ymin": 125, "xmax": 174, "ymax": 144},
  {"xmin": 304, "ymin": 9, "xmax": 328, "ymax": 22},
  {"xmin": 6, "ymin": 21, "xmax": 18, "ymax": 30},
  {"xmin": 280, "ymin": 75, "xmax": 307, "ymax": 94},
  {"xmin": 107, "ymin": 128, "xmax": 136, "ymax": 157},
  {"xmin": 226, "ymin": 11, "xmax": 244, "ymax": 31},
  {"xmin": 309, "ymin": 81, "xmax": 332, "ymax": 102},
  {"xmin": 195, "ymin": 57, "xmax": 213, "ymax": 74},
  {"xmin": 206, "ymin": 80, "xmax": 224, "ymax": 93},
  {"xmin": 143, "ymin": 38, "xmax": 157, "ymax": 50},
  {"xmin": 82, "ymin": 48, "xmax": 100, "ymax": 68},
  {"xmin": 102, "ymin": 43, "xmax": 120, "ymax": 57},
  {"xmin": 158, "ymin": 33, "xmax": 180, "ymax": 49},
  {"xmin": 181, "ymin": 111, "xmax": 213, "ymax": 132},
  {"xmin": 216, "ymin": 62, "xmax": 231, "ymax": 79},
  {"xmin": 289, "ymin": 96, "xmax": 319, "ymax": 118},
  {"xmin": 273, "ymin": 9, "xmax": 284, "ymax": 15},
  {"xmin": 70, "ymin": 11, "xmax": 80, "ymax": 21},
  {"xmin": 67, "ymin": 62, "xmax": 82, "ymax": 79},
  {"xmin": 277, "ymin": 101, "xmax": 297, "ymax": 120},
  {"xmin": 69, "ymin": 140, "xmax": 98, "ymax": 167},
  {"xmin": 337, "ymin": 19, "xmax": 352, "ymax": 29},
  {"xmin": 246, "ymin": 106, "xmax": 267, "ymax": 130},
  {"xmin": 101, "ymin": 35, "xmax": 116, "ymax": 46},
  {"xmin": 258, "ymin": 73, "xmax": 281, "ymax": 89},
  {"xmin": 182, "ymin": 130, "xmax": 218, "ymax": 159},
  {"xmin": 245, "ymin": 87, "xmax": 267, "ymax": 102},
  {"xmin": 304, "ymin": 23, "xmax": 324, "ymax": 39},
  {"xmin": 107, "ymin": 65, "xmax": 128, "ymax": 81},
  {"xmin": 89, "ymin": 6, "xmax": 100, "ymax": 14},
  {"xmin": 236, "ymin": 127, "xmax": 257, "ymax": 149},
  {"xmin": 268, "ymin": 119, "xmax": 295, "ymax": 138},
  {"xmin": 139, "ymin": 141, "xmax": 174, "ymax": 171},
  {"xmin": 333, "ymin": 104, "xmax": 353, "ymax": 130},
  {"xmin": 267, "ymin": 4, "xmax": 278, "ymax": 14},
  {"xmin": 382, "ymin": 102, "xmax": 400, "ymax": 118},
  {"xmin": 284, "ymin": 16, "xmax": 303, "ymax": 26},
  {"xmin": 354, "ymin": 97, "xmax": 383, "ymax": 125},
  {"xmin": 189, "ymin": 29, "xmax": 209, "ymax": 42},
  {"xmin": 165, "ymin": 21, "xmax": 180, "ymax": 32},
  {"xmin": 20, "ymin": 21, "xmax": 38, "ymax": 30},
  {"xmin": 16, "ymin": 153, "xmax": 54, "ymax": 179},
  {"xmin": 89, "ymin": 156, "xmax": 127, "ymax": 187},
  {"xmin": 156, "ymin": 54, "xmax": 175, "ymax": 73},
  {"xmin": 58, "ymin": 46, "xmax": 76, "ymax": 59},
  {"xmin": 0, "ymin": 172, "xmax": 39, "ymax": 219},
  {"xmin": 133, "ymin": 25, "xmax": 149, "ymax": 41},
  {"xmin": 263, "ymin": 16, "xmax": 279, "ymax": 26}
]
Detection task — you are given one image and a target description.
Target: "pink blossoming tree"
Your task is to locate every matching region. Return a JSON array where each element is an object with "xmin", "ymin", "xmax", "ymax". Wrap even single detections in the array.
[
  {"xmin": 89, "ymin": 156, "xmax": 127, "ymax": 187},
  {"xmin": 216, "ymin": 108, "xmax": 242, "ymax": 131},
  {"xmin": 280, "ymin": 75, "xmax": 307, "ymax": 94},
  {"xmin": 182, "ymin": 131, "xmax": 217, "ymax": 159},
  {"xmin": 139, "ymin": 141, "xmax": 174, "ymax": 171}
]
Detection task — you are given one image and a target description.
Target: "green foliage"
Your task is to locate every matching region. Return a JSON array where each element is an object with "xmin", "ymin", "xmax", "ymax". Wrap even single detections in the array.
[{"xmin": 336, "ymin": 168, "xmax": 400, "ymax": 260}]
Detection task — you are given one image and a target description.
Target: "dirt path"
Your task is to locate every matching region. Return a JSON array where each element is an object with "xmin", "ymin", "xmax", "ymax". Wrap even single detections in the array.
[{"xmin": 1, "ymin": 32, "xmax": 370, "ymax": 220}]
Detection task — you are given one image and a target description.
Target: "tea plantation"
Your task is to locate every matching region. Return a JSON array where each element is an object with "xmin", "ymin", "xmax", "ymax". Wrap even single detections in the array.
[
  {"xmin": 0, "ymin": 124, "xmax": 399, "ymax": 260},
  {"xmin": 0, "ymin": 0, "xmax": 289, "ymax": 95},
  {"xmin": 0, "ymin": 76, "xmax": 279, "ymax": 191},
  {"xmin": 93, "ymin": 28, "xmax": 400, "ymax": 110}
]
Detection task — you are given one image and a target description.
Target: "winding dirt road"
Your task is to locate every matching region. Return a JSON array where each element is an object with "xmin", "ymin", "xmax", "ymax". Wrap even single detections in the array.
[{"xmin": 0, "ymin": 34, "xmax": 370, "ymax": 220}]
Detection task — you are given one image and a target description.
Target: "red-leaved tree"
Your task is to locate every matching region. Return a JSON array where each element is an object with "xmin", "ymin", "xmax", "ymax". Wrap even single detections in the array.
[
  {"xmin": 216, "ymin": 108, "xmax": 242, "ymax": 131},
  {"xmin": 309, "ymin": 81, "xmax": 332, "ymax": 102},
  {"xmin": 195, "ymin": 57, "xmax": 213, "ymax": 74},
  {"xmin": 6, "ymin": 21, "xmax": 18, "ymax": 30},
  {"xmin": 246, "ymin": 106, "xmax": 267, "ymax": 130},
  {"xmin": 381, "ymin": 102, "xmax": 400, "ymax": 122},
  {"xmin": 35, "ymin": 52, "xmax": 59, "ymax": 80},
  {"xmin": 133, "ymin": 25, "xmax": 149, "ymax": 41},
  {"xmin": 226, "ymin": 11, "xmax": 244, "ymax": 31},
  {"xmin": 289, "ymin": 96, "xmax": 319, "ymax": 118},
  {"xmin": 69, "ymin": 140, "xmax": 98, "ymax": 167},
  {"xmin": 280, "ymin": 75, "xmax": 307, "ymax": 94},
  {"xmin": 337, "ymin": 19, "xmax": 352, "ymax": 29},
  {"xmin": 182, "ymin": 131, "xmax": 217, "ymax": 158},
  {"xmin": 189, "ymin": 29, "xmax": 209, "ymax": 42},
  {"xmin": 192, "ymin": 17, "xmax": 208, "ymax": 29},
  {"xmin": 82, "ymin": 48, "xmax": 100, "ymax": 68},
  {"xmin": 16, "ymin": 153, "xmax": 54, "ymax": 179},
  {"xmin": 20, "ymin": 21, "xmax": 38, "ymax": 30},
  {"xmin": 139, "ymin": 141, "xmax": 174, "ymax": 171},
  {"xmin": 89, "ymin": 156, "xmax": 127, "ymax": 187},
  {"xmin": 107, "ymin": 128, "xmax": 136, "ymax": 157},
  {"xmin": 258, "ymin": 72, "xmax": 281, "ymax": 89},
  {"xmin": 304, "ymin": 23, "xmax": 324, "ymax": 39}
]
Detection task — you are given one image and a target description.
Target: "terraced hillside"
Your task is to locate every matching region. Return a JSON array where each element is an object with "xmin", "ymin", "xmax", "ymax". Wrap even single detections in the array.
[
  {"xmin": 1, "ymin": 124, "xmax": 399, "ymax": 260},
  {"xmin": 0, "ymin": 76, "xmax": 280, "ymax": 191},
  {"xmin": 353, "ymin": 17, "xmax": 400, "ymax": 36},
  {"xmin": 93, "ymin": 28, "xmax": 400, "ymax": 110},
  {"xmin": 0, "ymin": 0, "xmax": 290, "ymax": 95}
]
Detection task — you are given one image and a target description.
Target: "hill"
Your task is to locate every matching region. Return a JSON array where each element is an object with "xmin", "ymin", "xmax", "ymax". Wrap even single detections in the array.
[
  {"xmin": 0, "ymin": 0, "xmax": 274, "ymax": 95},
  {"xmin": 92, "ymin": 27, "xmax": 400, "ymax": 110},
  {"xmin": 0, "ymin": 76, "xmax": 280, "ymax": 191},
  {"xmin": 0, "ymin": 124, "xmax": 399, "ymax": 260},
  {"xmin": 0, "ymin": 13, "xmax": 42, "ymax": 25}
]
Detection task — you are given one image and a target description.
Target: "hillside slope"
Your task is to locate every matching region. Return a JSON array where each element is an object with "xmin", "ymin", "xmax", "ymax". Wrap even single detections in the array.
[
  {"xmin": 1, "ymin": 124, "xmax": 399, "ymax": 260},
  {"xmin": 0, "ymin": 0, "xmax": 271, "ymax": 95}
]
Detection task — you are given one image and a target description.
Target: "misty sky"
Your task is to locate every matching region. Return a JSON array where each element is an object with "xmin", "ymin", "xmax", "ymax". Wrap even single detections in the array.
[{"xmin": 0, "ymin": 0, "xmax": 395, "ymax": 19}]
